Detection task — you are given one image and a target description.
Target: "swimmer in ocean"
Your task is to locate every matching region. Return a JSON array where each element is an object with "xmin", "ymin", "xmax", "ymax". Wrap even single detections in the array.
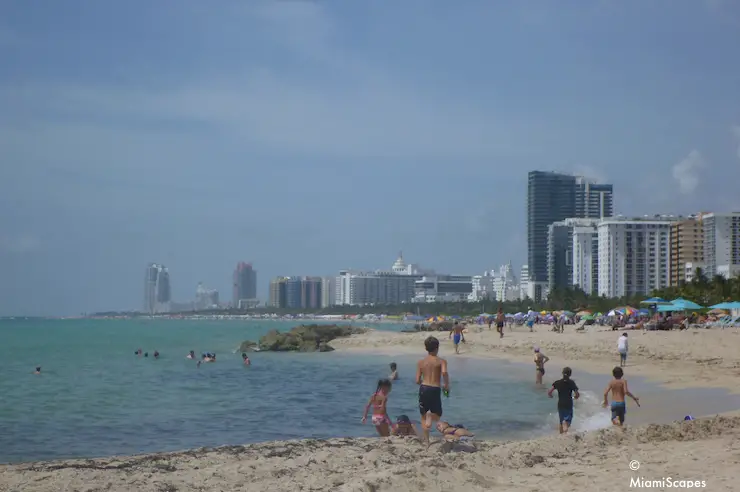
[
  {"xmin": 242, "ymin": 353, "xmax": 251, "ymax": 365},
  {"xmin": 34, "ymin": 366, "xmax": 41, "ymax": 375},
  {"xmin": 153, "ymin": 350, "xmax": 160, "ymax": 359},
  {"xmin": 187, "ymin": 350, "xmax": 195, "ymax": 359}
]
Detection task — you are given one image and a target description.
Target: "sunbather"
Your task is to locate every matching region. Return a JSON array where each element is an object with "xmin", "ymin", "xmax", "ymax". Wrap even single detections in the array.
[{"xmin": 436, "ymin": 421, "xmax": 475, "ymax": 441}]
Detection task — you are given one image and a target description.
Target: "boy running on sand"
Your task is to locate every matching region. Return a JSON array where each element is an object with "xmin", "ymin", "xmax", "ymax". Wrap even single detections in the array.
[
  {"xmin": 361, "ymin": 379, "xmax": 393, "ymax": 437},
  {"xmin": 416, "ymin": 336, "xmax": 449, "ymax": 445},
  {"xmin": 548, "ymin": 367, "xmax": 579, "ymax": 434},
  {"xmin": 603, "ymin": 366, "xmax": 640, "ymax": 426}
]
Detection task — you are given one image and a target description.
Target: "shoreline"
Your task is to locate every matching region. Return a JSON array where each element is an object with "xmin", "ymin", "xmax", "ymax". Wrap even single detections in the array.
[
  {"xmin": 2, "ymin": 415, "xmax": 738, "ymax": 491},
  {"xmin": 331, "ymin": 324, "xmax": 740, "ymax": 394}
]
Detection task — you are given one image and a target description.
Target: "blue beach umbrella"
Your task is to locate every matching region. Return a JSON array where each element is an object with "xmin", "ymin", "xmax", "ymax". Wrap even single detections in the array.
[
  {"xmin": 641, "ymin": 297, "xmax": 671, "ymax": 305},
  {"xmin": 669, "ymin": 298, "xmax": 704, "ymax": 310},
  {"xmin": 709, "ymin": 302, "xmax": 734, "ymax": 309}
]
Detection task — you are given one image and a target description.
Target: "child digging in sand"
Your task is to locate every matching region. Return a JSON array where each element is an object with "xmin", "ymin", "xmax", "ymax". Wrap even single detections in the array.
[
  {"xmin": 603, "ymin": 366, "xmax": 640, "ymax": 427},
  {"xmin": 391, "ymin": 415, "xmax": 418, "ymax": 437},
  {"xmin": 361, "ymin": 379, "xmax": 393, "ymax": 437}
]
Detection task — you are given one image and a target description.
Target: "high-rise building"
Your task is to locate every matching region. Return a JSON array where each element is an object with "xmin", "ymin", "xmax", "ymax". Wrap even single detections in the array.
[
  {"xmin": 321, "ymin": 277, "xmax": 336, "ymax": 308},
  {"xmin": 268, "ymin": 277, "xmax": 288, "ymax": 308},
  {"xmin": 143, "ymin": 263, "xmax": 171, "ymax": 314},
  {"xmin": 335, "ymin": 253, "xmax": 428, "ymax": 306},
  {"xmin": 195, "ymin": 282, "xmax": 219, "ymax": 310},
  {"xmin": 597, "ymin": 216, "xmax": 673, "ymax": 298},
  {"xmin": 519, "ymin": 265, "xmax": 529, "ymax": 300},
  {"xmin": 233, "ymin": 262, "xmax": 257, "ymax": 307},
  {"xmin": 548, "ymin": 218, "xmax": 600, "ymax": 293},
  {"xmin": 571, "ymin": 220, "xmax": 600, "ymax": 295},
  {"xmin": 268, "ymin": 276, "xmax": 323, "ymax": 309},
  {"xmin": 528, "ymin": 171, "xmax": 613, "ymax": 301},
  {"xmin": 702, "ymin": 212, "xmax": 740, "ymax": 279},
  {"xmin": 670, "ymin": 214, "xmax": 706, "ymax": 285}
]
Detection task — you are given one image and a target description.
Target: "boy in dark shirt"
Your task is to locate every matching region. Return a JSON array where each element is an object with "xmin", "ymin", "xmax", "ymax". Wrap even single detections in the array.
[{"xmin": 547, "ymin": 367, "xmax": 580, "ymax": 434}]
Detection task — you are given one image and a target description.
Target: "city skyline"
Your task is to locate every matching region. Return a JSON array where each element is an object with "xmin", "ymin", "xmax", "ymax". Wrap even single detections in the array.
[{"xmin": 3, "ymin": 1, "xmax": 740, "ymax": 315}]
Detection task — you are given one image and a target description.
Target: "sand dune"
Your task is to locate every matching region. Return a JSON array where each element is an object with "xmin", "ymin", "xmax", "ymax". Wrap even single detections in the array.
[
  {"xmin": 2, "ymin": 416, "xmax": 739, "ymax": 491},
  {"xmin": 330, "ymin": 325, "xmax": 740, "ymax": 392}
]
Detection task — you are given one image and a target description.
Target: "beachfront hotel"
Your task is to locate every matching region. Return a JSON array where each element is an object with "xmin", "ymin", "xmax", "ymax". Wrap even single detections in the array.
[
  {"xmin": 669, "ymin": 214, "xmax": 706, "ymax": 286},
  {"xmin": 702, "ymin": 212, "xmax": 740, "ymax": 279},
  {"xmin": 143, "ymin": 263, "xmax": 171, "ymax": 314},
  {"xmin": 597, "ymin": 216, "xmax": 674, "ymax": 298},
  {"xmin": 527, "ymin": 171, "xmax": 614, "ymax": 301}
]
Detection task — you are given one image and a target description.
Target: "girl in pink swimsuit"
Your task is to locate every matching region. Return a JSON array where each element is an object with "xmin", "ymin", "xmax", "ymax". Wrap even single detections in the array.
[{"xmin": 361, "ymin": 379, "xmax": 393, "ymax": 436}]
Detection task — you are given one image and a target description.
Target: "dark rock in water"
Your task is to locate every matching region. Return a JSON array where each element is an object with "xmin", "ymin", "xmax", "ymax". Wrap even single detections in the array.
[
  {"xmin": 248, "ymin": 324, "xmax": 367, "ymax": 352},
  {"xmin": 407, "ymin": 321, "xmax": 454, "ymax": 332},
  {"xmin": 239, "ymin": 341, "xmax": 258, "ymax": 352}
]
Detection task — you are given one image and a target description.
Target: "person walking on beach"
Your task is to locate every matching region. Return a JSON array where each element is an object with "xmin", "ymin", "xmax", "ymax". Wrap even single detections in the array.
[
  {"xmin": 495, "ymin": 307, "xmax": 505, "ymax": 338},
  {"xmin": 547, "ymin": 367, "xmax": 579, "ymax": 434},
  {"xmin": 416, "ymin": 336, "xmax": 449, "ymax": 446},
  {"xmin": 361, "ymin": 379, "xmax": 393, "ymax": 437},
  {"xmin": 449, "ymin": 322, "xmax": 465, "ymax": 354},
  {"xmin": 526, "ymin": 310, "xmax": 536, "ymax": 332},
  {"xmin": 533, "ymin": 347, "xmax": 549, "ymax": 384},
  {"xmin": 617, "ymin": 333, "xmax": 628, "ymax": 367},
  {"xmin": 603, "ymin": 367, "xmax": 640, "ymax": 427}
]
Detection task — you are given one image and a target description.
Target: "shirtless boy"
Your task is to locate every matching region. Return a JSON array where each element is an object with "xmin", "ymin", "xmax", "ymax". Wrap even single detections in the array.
[
  {"xmin": 603, "ymin": 366, "xmax": 640, "ymax": 426},
  {"xmin": 533, "ymin": 347, "xmax": 549, "ymax": 384},
  {"xmin": 416, "ymin": 336, "xmax": 449, "ymax": 445},
  {"xmin": 449, "ymin": 322, "xmax": 465, "ymax": 354},
  {"xmin": 495, "ymin": 308, "xmax": 505, "ymax": 338},
  {"xmin": 389, "ymin": 362, "xmax": 398, "ymax": 380}
]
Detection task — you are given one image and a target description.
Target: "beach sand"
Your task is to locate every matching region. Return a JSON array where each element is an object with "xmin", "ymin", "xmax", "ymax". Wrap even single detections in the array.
[
  {"xmin": 3, "ymin": 324, "xmax": 740, "ymax": 492},
  {"xmin": 331, "ymin": 324, "xmax": 740, "ymax": 392},
  {"xmin": 2, "ymin": 416, "xmax": 739, "ymax": 491}
]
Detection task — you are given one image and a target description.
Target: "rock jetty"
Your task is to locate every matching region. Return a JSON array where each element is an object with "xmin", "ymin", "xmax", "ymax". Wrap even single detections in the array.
[{"xmin": 241, "ymin": 324, "xmax": 367, "ymax": 353}]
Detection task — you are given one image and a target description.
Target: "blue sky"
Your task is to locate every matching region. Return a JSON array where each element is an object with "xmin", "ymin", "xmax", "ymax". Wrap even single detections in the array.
[{"xmin": 1, "ymin": 0, "xmax": 740, "ymax": 315}]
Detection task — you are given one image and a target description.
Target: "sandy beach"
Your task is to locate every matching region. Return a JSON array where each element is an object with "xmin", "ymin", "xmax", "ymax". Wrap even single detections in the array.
[
  {"xmin": 2, "ymin": 416, "xmax": 739, "ymax": 491},
  {"xmin": 3, "ymin": 324, "xmax": 740, "ymax": 492},
  {"xmin": 331, "ymin": 324, "xmax": 740, "ymax": 392}
]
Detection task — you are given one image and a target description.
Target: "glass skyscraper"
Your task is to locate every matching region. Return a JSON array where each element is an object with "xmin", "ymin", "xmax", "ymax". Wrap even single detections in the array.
[{"xmin": 527, "ymin": 171, "xmax": 613, "ymax": 300}]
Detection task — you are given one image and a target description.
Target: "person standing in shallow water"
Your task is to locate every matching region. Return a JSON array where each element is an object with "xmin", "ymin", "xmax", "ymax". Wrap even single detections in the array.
[
  {"xmin": 416, "ymin": 336, "xmax": 449, "ymax": 446},
  {"xmin": 449, "ymin": 322, "xmax": 465, "ymax": 354},
  {"xmin": 533, "ymin": 347, "xmax": 549, "ymax": 385}
]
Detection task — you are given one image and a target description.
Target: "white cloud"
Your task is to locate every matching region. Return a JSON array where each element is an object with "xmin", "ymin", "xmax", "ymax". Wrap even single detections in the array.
[
  {"xmin": 671, "ymin": 150, "xmax": 706, "ymax": 195},
  {"xmin": 573, "ymin": 165, "xmax": 608, "ymax": 184},
  {"xmin": 0, "ymin": 234, "xmax": 40, "ymax": 253},
  {"xmin": 732, "ymin": 125, "xmax": 740, "ymax": 161}
]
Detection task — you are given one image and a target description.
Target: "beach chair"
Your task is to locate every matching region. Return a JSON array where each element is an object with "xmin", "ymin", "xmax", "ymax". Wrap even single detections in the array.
[
  {"xmin": 707, "ymin": 316, "xmax": 731, "ymax": 328},
  {"xmin": 721, "ymin": 315, "xmax": 740, "ymax": 329}
]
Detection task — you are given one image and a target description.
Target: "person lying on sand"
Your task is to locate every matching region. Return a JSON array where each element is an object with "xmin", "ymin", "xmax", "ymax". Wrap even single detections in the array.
[
  {"xmin": 603, "ymin": 366, "xmax": 640, "ymax": 427},
  {"xmin": 436, "ymin": 421, "xmax": 475, "ymax": 441},
  {"xmin": 391, "ymin": 415, "xmax": 418, "ymax": 437}
]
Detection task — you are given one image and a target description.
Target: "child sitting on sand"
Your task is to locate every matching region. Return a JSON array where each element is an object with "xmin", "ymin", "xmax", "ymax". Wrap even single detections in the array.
[
  {"xmin": 361, "ymin": 379, "xmax": 393, "ymax": 437},
  {"xmin": 391, "ymin": 415, "xmax": 418, "ymax": 437},
  {"xmin": 436, "ymin": 421, "xmax": 475, "ymax": 441}
]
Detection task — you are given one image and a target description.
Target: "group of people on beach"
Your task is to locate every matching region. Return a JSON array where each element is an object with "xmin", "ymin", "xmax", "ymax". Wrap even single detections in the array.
[
  {"xmin": 361, "ymin": 336, "xmax": 473, "ymax": 445},
  {"xmin": 537, "ymin": 341, "xmax": 640, "ymax": 433},
  {"xmin": 362, "ymin": 324, "xmax": 642, "ymax": 443}
]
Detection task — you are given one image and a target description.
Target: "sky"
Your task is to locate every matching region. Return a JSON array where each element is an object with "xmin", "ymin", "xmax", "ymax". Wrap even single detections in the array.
[{"xmin": 1, "ymin": 0, "xmax": 740, "ymax": 316}]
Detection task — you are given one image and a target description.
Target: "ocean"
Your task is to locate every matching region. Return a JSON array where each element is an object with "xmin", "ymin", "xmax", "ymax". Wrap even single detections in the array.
[{"xmin": 2, "ymin": 318, "xmax": 734, "ymax": 464}]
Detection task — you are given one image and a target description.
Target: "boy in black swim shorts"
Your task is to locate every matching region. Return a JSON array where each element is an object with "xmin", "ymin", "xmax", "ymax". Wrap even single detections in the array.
[{"xmin": 415, "ymin": 336, "xmax": 449, "ymax": 445}]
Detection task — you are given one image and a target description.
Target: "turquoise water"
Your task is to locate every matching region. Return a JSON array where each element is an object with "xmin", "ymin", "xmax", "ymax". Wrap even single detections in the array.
[{"xmin": 2, "ymin": 319, "xmax": 736, "ymax": 464}]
